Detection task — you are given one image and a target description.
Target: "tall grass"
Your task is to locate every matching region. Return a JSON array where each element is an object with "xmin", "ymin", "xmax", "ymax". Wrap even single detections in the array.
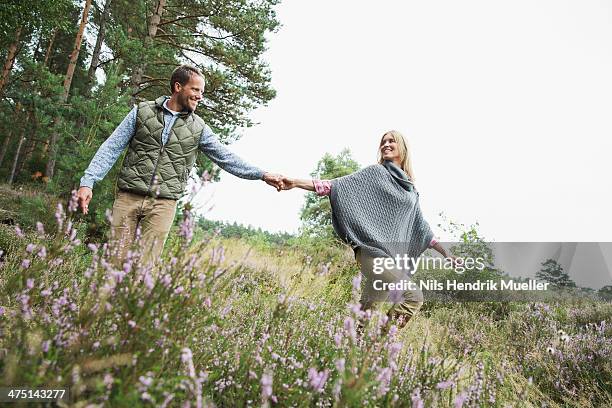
[{"xmin": 0, "ymin": 191, "xmax": 610, "ymax": 407}]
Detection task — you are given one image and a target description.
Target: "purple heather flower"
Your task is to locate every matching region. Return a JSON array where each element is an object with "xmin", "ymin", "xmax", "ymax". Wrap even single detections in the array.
[
  {"xmin": 26, "ymin": 278, "xmax": 34, "ymax": 289},
  {"xmin": 143, "ymin": 271, "xmax": 154, "ymax": 290},
  {"xmin": 139, "ymin": 375, "xmax": 153, "ymax": 387},
  {"xmin": 178, "ymin": 210, "xmax": 194, "ymax": 243},
  {"xmin": 352, "ymin": 275, "xmax": 362, "ymax": 291},
  {"xmin": 454, "ymin": 392, "xmax": 468, "ymax": 408},
  {"xmin": 376, "ymin": 367, "xmax": 392, "ymax": 396},
  {"xmin": 389, "ymin": 342, "xmax": 403, "ymax": 361},
  {"xmin": 42, "ymin": 340, "xmax": 50, "ymax": 353},
  {"xmin": 21, "ymin": 259, "xmax": 31, "ymax": 269},
  {"xmin": 26, "ymin": 243, "xmax": 36, "ymax": 253},
  {"xmin": 344, "ymin": 317, "xmax": 357, "ymax": 341},
  {"xmin": 15, "ymin": 225, "xmax": 25, "ymax": 238},
  {"xmin": 411, "ymin": 388, "xmax": 424, "ymax": 408},
  {"xmin": 261, "ymin": 372, "xmax": 273, "ymax": 400},
  {"xmin": 87, "ymin": 243, "xmax": 98, "ymax": 252},
  {"xmin": 335, "ymin": 358, "xmax": 345, "ymax": 372},
  {"xmin": 37, "ymin": 246, "xmax": 47, "ymax": 259},
  {"xmin": 104, "ymin": 373, "xmax": 114, "ymax": 389},
  {"xmin": 181, "ymin": 348, "xmax": 196, "ymax": 375},
  {"xmin": 50, "ymin": 258, "xmax": 64, "ymax": 267},
  {"xmin": 307, "ymin": 367, "xmax": 330, "ymax": 393},
  {"xmin": 436, "ymin": 380, "xmax": 454, "ymax": 390},
  {"xmin": 55, "ymin": 204, "xmax": 65, "ymax": 231},
  {"xmin": 68, "ymin": 190, "xmax": 79, "ymax": 212}
]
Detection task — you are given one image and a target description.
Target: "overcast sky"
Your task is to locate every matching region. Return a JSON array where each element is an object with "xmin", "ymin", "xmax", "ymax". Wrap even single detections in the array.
[{"xmin": 196, "ymin": 0, "xmax": 612, "ymax": 242}]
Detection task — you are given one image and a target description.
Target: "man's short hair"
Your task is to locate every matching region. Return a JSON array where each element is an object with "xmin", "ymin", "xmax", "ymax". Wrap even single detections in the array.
[{"xmin": 170, "ymin": 65, "xmax": 204, "ymax": 93}]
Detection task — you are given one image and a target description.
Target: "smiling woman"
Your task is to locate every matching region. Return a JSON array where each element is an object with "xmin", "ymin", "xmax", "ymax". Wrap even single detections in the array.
[
  {"xmin": 378, "ymin": 130, "xmax": 415, "ymax": 182},
  {"xmin": 280, "ymin": 130, "xmax": 456, "ymax": 330}
]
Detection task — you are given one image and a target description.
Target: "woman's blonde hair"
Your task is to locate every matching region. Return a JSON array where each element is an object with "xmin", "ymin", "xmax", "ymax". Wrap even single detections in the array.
[{"xmin": 377, "ymin": 130, "xmax": 415, "ymax": 182}]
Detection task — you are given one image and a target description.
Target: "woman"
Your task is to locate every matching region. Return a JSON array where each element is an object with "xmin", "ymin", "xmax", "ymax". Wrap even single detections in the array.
[{"xmin": 282, "ymin": 130, "xmax": 453, "ymax": 328}]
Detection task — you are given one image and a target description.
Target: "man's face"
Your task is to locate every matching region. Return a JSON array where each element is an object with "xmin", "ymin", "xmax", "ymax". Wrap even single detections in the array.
[{"xmin": 175, "ymin": 75, "xmax": 204, "ymax": 112}]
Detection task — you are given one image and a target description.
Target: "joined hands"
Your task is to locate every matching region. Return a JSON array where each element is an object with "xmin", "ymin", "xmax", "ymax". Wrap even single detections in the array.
[{"xmin": 262, "ymin": 173, "xmax": 296, "ymax": 191}]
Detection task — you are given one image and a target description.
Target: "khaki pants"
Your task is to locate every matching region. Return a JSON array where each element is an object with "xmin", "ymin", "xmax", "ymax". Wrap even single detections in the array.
[
  {"xmin": 109, "ymin": 190, "xmax": 177, "ymax": 268},
  {"xmin": 356, "ymin": 249, "xmax": 424, "ymax": 325}
]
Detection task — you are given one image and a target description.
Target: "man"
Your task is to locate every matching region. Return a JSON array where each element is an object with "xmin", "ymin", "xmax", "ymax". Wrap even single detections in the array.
[{"xmin": 77, "ymin": 65, "xmax": 283, "ymax": 266}]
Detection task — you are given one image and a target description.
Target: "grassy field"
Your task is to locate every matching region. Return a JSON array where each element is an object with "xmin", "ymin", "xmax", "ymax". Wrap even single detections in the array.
[{"xmin": 0, "ymin": 187, "xmax": 610, "ymax": 407}]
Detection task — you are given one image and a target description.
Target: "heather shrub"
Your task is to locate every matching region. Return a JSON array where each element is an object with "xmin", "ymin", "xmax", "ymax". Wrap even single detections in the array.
[{"xmin": 0, "ymin": 189, "xmax": 609, "ymax": 407}]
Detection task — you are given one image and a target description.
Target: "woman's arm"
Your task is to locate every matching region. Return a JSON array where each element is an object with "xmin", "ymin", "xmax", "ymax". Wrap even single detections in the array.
[
  {"xmin": 431, "ymin": 241, "xmax": 449, "ymax": 258},
  {"xmin": 282, "ymin": 178, "xmax": 333, "ymax": 196},
  {"xmin": 430, "ymin": 241, "xmax": 458, "ymax": 264},
  {"xmin": 282, "ymin": 178, "xmax": 316, "ymax": 191}
]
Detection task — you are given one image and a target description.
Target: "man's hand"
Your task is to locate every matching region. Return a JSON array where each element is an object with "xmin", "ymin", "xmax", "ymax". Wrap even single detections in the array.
[
  {"xmin": 262, "ymin": 172, "xmax": 285, "ymax": 191},
  {"xmin": 77, "ymin": 186, "xmax": 93, "ymax": 215}
]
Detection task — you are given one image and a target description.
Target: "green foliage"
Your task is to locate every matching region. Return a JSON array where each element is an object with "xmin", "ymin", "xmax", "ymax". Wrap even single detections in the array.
[
  {"xmin": 300, "ymin": 149, "xmax": 361, "ymax": 240},
  {"xmin": 1, "ymin": 211, "xmax": 610, "ymax": 406},
  {"xmin": 537, "ymin": 259, "xmax": 577, "ymax": 288},
  {"xmin": 0, "ymin": 0, "xmax": 73, "ymax": 48},
  {"xmin": 197, "ymin": 218, "xmax": 292, "ymax": 246},
  {"xmin": 598, "ymin": 285, "xmax": 612, "ymax": 301},
  {"xmin": 0, "ymin": 184, "xmax": 60, "ymax": 230},
  {"xmin": 0, "ymin": 0, "xmax": 282, "ymax": 235},
  {"xmin": 0, "ymin": 187, "xmax": 610, "ymax": 406}
]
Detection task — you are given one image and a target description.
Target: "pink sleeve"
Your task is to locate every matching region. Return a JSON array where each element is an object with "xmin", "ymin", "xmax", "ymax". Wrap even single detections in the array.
[
  {"xmin": 429, "ymin": 238, "xmax": 438, "ymax": 248},
  {"xmin": 313, "ymin": 179, "xmax": 332, "ymax": 196}
]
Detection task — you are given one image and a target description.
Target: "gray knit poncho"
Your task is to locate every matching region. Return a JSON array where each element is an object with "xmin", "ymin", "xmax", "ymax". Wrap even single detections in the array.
[{"xmin": 329, "ymin": 161, "xmax": 434, "ymax": 264}]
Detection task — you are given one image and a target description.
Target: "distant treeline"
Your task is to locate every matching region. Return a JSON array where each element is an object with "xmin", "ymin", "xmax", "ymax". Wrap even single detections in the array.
[{"xmin": 197, "ymin": 217, "xmax": 294, "ymax": 246}]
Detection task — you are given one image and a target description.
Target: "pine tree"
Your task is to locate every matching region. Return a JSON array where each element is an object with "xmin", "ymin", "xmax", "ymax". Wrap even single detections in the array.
[
  {"xmin": 536, "ymin": 259, "xmax": 576, "ymax": 288},
  {"xmin": 300, "ymin": 149, "xmax": 360, "ymax": 239}
]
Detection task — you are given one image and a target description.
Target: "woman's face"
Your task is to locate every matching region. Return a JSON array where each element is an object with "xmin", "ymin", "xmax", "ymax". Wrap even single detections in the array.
[{"xmin": 380, "ymin": 133, "xmax": 401, "ymax": 164}]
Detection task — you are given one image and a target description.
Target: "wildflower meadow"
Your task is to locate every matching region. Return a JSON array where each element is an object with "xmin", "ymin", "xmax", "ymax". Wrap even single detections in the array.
[{"xmin": 0, "ymin": 186, "xmax": 610, "ymax": 407}]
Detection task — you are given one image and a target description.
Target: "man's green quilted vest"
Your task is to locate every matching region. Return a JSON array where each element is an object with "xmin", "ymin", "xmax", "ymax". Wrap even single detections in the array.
[{"xmin": 117, "ymin": 96, "xmax": 204, "ymax": 200}]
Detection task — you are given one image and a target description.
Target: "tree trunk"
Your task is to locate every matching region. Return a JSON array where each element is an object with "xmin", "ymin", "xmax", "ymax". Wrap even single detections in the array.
[
  {"xmin": 87, "ymin": 0, "xmax": 113, "ymax": 87},
  {"xmin": 0, "ymin": 26, "xmax": 22, "ymax": 98},
  {"xmin": 16, "ymin": 128, "xmax": 37, "ymax": 177},
  {"xmin": 130, "ymin": 0, "xmax": 167, "ymax": 105},
  {"xmin": 43, "ymin": 28, "xmax": 57, "ymax": 68},
  {"xmin": 8, "ymin": 135, "xmax": 26, "ymax": 185},
  {"xmin": 61, "ymin": 0, "xmax": 93, "ymax": 101},
  {"xmin": 0, "ymin": 102, "xmax": 22, "ymax": 169},
  {"xmin": 45, "ymin": 0, "xmax": 93, "ymax": 180},
  {"xmin": 0, "ymin": 130, "xmax": 14, "ymax": 169}
]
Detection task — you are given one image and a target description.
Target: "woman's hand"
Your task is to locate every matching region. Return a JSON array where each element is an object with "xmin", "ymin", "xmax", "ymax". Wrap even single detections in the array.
[
  {"xmin": 278, "ymin": 177, "xmax": 316, "ymax": 192},
  {"xmin": 281, "ymin": 176, "xmax": 296, "ymax": 190}
]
